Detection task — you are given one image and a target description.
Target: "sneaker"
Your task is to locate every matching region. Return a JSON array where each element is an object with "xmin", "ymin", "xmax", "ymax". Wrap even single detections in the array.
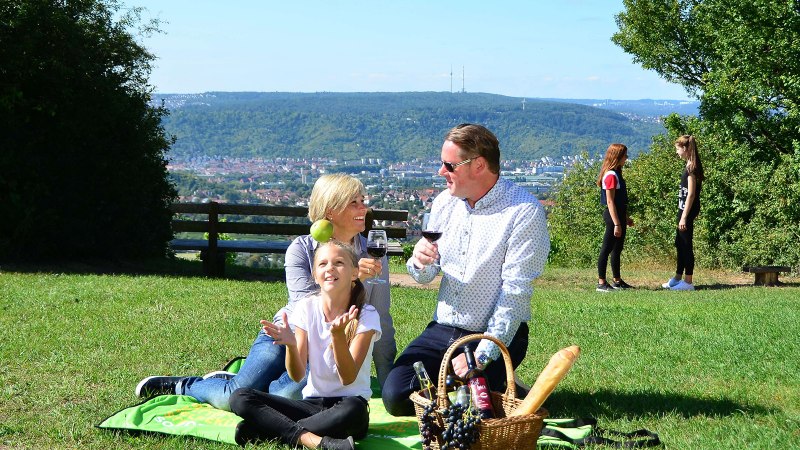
[
  {"xmin": 319, "ymin": 436, "xmax": 355, "ymax": 450},
  {"xmin": 596, "ymin": 283, "xmax": 614, "ymax": 293},
  {"xmin": 202, "ymin": 370, "xmax": 236, "ymax": 380},
  {"xmin": 135, "ymin": 376, "xmax": 184, "ymax": 397},
  {"xmin": 670, "ymin": 280, "xmax": 695, "ymax": 291},
  {"xmin": 661, "ymin": 277, "xmax": 681, "ymax": 289},
  {"xmin": 610, "ymin": 279, "xmax": 634, "ymax": 289}
]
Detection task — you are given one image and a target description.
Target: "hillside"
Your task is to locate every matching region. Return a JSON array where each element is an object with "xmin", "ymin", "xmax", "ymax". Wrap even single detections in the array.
[{"xmin": 155, "ymin": 92, "xmax": 677, "ymax": 161}]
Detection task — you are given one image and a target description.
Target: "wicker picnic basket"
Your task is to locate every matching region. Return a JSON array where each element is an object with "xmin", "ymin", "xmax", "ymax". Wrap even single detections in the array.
[{"xmin": 410, "ymin": 334, "xmax": 547, "ymax": 450}]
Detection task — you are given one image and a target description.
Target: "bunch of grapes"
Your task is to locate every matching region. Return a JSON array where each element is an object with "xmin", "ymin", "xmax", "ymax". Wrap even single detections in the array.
[
  {"xmin": 419, "ymin": 401, "xmax": 442, "ymax": 450},
  {"xmin": 419, "ymin": 400, "xmax": 482, "ymax": 450}
]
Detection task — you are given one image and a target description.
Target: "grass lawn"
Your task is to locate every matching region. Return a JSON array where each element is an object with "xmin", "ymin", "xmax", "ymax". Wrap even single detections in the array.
[{"xmin": 1, "ymin": 261, "xmax": 798, "ymax": 449}]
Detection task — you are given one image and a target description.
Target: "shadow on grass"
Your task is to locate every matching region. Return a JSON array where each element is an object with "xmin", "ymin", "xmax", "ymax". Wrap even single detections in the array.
[
  {"xmin": 696, "ymin": 283, "xmax": 742, "ymax": 290},
  {"xmin": 545, "ymin": 389, "xmax": 774, "ymax": 419},
  {"xmin": 699, "ymin": 281, "xmax": 800, "ymax": 290},
  {"xmin": 0, "ymin": 257, "xmax": 287, "ymax": 282}
]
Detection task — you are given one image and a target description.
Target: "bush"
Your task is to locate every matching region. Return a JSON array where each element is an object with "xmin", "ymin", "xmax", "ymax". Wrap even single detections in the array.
[{"xmin": 0, "ymin": 0, "xmax": 176, "ymax": 261}]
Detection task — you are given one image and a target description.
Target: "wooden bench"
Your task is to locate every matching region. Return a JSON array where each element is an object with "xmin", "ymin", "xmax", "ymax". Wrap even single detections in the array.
[
  {"xmin": 741, "ymin": 266, "xmax": 791, "ymax": 286},
  {"xmin": 170, "ymin": 201, "xmax": 408, "ymax": 277}
]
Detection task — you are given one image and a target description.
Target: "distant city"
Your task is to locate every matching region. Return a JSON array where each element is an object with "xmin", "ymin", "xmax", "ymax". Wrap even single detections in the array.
[{"xmin": 168, "ymin": 153, "xmax": 592, "ymax": 236}]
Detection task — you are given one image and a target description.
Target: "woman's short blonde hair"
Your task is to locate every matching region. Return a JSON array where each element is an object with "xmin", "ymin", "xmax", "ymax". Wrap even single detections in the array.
[{"xmin": 307, "ymin": 174, "xmax": 366, "ymax": 222}]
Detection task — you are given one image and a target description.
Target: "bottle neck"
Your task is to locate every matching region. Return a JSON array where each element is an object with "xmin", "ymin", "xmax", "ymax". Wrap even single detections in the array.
[{"xmin": 463, "ymin": 346, "xmax": 478, "ymax": 371}]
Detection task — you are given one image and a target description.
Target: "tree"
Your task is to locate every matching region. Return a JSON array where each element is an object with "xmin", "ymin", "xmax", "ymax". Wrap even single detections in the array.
[
  {"xmin": 610, "ymin": 1, "xmax": 800, "ymax": 269},
  {"xmin": 0, "ymin": 0, "xmax": 177, "ymax": 260},
  {"xmin": 613, "ymin": 0, "xmax": 800, "ymax": 157}
]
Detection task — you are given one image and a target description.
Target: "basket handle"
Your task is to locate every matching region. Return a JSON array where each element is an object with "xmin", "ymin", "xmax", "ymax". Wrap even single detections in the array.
[{"xmin": 435, "ymin": 333, "xmax": 516, "ymax": 405}]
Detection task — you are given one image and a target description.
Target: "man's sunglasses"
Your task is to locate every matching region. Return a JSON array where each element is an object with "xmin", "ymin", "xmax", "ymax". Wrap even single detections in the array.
[{"xmin": 441, "ymin": 158, "xmax": 473, "ymax": 172}]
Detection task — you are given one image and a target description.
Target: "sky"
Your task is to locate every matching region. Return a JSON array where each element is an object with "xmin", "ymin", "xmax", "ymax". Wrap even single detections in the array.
[{"xmin": 119, "ymin": 0, "xmax": 691, "ymax": 101}]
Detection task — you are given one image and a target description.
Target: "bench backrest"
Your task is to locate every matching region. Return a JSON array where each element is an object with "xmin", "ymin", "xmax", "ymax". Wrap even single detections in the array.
[{"xmin": 171, "ymin": 202, "xmax": 408, "ymax": 239}]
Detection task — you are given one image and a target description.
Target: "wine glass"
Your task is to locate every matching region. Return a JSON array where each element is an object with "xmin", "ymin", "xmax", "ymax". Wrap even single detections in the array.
[
  {"xmin": 421, "ymin": 213, "xmax": 442, "ymax": 267},
  {"xmin": 366, "ymin": 229, "xmax": 388, "ymax": 284}
]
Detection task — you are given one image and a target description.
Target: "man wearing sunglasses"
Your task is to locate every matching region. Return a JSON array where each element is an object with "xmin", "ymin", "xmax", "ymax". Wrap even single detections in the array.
[{"xmin": 382, "ymin": 123, "xmax": 550, "ymax": 416}]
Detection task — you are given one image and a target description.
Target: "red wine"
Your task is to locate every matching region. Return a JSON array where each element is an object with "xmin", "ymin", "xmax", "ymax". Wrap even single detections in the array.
[
  {"xmin": 422, "ymin": 230, "xmax": 443, "ymax": 242},
  {"xmin": 367, "ymin": 245, "xmax": 387, "ymax": 258},
  {"xmin": 462, "ymin": 346, "xmax": 496, "ymax": 419}
]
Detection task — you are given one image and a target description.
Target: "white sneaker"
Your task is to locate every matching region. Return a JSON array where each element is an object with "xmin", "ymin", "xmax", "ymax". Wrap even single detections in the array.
[
  {"xmin": 670, "ymin": 280, "xmax": 695, "ymax": 291},
  {"xmin": 662, "ymin": 277, "xmax": 681, "ymax": 289}
]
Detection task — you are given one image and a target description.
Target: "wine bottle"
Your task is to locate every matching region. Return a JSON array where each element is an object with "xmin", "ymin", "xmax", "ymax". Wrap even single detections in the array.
[
  {"xmin": 413, "ymin": 361, "xmax": 436, "ymax": 400},
  {"xmin": 445, "ymin": 373, "xmax": 462, "ymax": 404},
  {"xmin": 462, "ymin": 346, "xmax": 496, "ymax": 419},
  {"xmin": 455, "ymin": 385, "xmax": 471, "ymax": 407}
]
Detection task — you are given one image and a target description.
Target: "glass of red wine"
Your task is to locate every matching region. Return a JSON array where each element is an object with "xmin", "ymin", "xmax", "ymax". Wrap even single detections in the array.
[
  {"xmin": 366, "ymin": 229, "xmax": 388, "ymax": 284},
  {"xmin": 421, "ymin": 213, "xmax": 442, "ymax": 267}
]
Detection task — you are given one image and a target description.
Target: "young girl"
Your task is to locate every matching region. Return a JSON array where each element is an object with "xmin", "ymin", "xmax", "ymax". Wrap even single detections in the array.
[
  {"xmin": 663, "ymin": 135, "xmax": 704, "ymax": 291},
  {"xmin": 596, "ymin": 143, "xmax": 635, "ymax": 292},
  {"xmin": 229, "ymin": 240, "xmax": 381, "ymax": 450}
]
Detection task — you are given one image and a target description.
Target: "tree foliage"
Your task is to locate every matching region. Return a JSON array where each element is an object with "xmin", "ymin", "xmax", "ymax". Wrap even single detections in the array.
[
  {"xmin": 0, "ymin": 0, "xmax": 177, "ymax": 260},
  {"xmin": 547, "ymin": 153, "xmax": 604, "ymax": 267},
  {"xmin": 613, "ymin": 0, "xmax": 800, "ymax": 157}
]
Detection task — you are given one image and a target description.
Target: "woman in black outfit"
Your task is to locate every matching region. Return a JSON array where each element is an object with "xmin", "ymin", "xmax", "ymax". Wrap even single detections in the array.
[
  {"xmin": 596, "ymin": 143, "xmax": 634, "ymax": 292},
  {"xmin": 662, "ymin": 135, "xmax": 703, "ymax": 291}
]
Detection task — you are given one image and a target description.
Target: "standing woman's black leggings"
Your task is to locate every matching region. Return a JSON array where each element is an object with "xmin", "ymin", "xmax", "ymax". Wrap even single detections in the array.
[
  {"xmin": 598, "ymin": 208, "xmax": 627, "ymax": 280},
  {"xmin": 675, "ymin": 212, "xmax": 696, "ymax": 276}
]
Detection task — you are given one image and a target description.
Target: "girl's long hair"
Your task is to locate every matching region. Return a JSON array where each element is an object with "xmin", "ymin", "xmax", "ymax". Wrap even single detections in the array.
[
  {"xmin": 675, "ymin": 135, "xmax": 704, "ymax": 181},
  {"xmin": 596, "ymin": 143, "xmax": 628, "ymax": 187},
  {"xmin": 315, "ymin": 240, "xmax": 366, "ymax": 345}
]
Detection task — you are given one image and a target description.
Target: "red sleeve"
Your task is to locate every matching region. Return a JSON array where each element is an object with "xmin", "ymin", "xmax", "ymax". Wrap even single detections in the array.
[{"xmin": 602, "ymin": 172, "xmax": 619, "ymax": 190}]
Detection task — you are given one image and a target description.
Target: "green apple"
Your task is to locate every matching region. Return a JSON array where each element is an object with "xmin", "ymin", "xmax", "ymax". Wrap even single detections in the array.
[{"xmin": 310, "ymin": 219, "xmax": 334, "ymax": 243}]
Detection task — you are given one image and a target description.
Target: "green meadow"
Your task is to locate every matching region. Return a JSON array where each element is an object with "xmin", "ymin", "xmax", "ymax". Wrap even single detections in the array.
[{"xmin": 1, "ymin": 263, "xmax": 798, "ymax": 449}]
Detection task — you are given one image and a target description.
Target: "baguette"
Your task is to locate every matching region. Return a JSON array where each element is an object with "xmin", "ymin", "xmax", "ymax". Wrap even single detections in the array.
[{"xmin": 509, "ymin": 345, "xmax": 580, "ymax": 416}]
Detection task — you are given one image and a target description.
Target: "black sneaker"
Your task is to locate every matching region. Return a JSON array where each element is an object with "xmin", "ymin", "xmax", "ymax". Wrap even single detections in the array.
[
  {"xmin": 135, "ymin": 376, "xmax": 183, "ymax": 397},
  {"xmin": 596, "ymin": 283, "xmax": 613, "ymax": 293},
  {"xmin": 610, "ymin": 279, "xmax": 634, "ymax": 289},
  {"xmin": 319, "ymin": 436, "xmax": 355, "ymax": 450}
]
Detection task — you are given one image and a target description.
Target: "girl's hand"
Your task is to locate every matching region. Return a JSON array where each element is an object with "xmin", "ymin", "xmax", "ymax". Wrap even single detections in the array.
[
  {"xmin": 678, "ymin": 218, "xmax": 687, "ymax": 231},
  {"xmin": 357, "ymin": 257, "xmax": 382, "ymax": 281},
  {"xmin": 614, "ymin": 225, "xmax": 622, "ymax": 238},
  {"xmin": 260, "ymin": 312, "xmax": 296, "ymax": 346},
  {"xmin": 330, "ymin": 305, "xmax": 358, "ymax": 336}
]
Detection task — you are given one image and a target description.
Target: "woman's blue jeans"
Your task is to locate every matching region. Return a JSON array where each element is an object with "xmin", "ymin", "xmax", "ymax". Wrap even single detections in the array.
[{"xmin": 179, "ymin": 331, "xmax": 306, "ymax": 411}]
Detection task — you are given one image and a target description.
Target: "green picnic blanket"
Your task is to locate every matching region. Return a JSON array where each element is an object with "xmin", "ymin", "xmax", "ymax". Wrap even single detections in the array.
[
  {"xmin": 98, "ymin": 358, "xmax": 422, "ymax": 448},
  {"xmin": 98, "ymin": 393, "xmax": 422, "ymax": 448}
]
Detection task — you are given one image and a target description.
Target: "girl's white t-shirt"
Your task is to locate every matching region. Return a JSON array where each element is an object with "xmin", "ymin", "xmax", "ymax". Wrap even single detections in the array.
[{"xmin": 290, "ymin": 294, "xmax": 382, "ymax": 400}]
